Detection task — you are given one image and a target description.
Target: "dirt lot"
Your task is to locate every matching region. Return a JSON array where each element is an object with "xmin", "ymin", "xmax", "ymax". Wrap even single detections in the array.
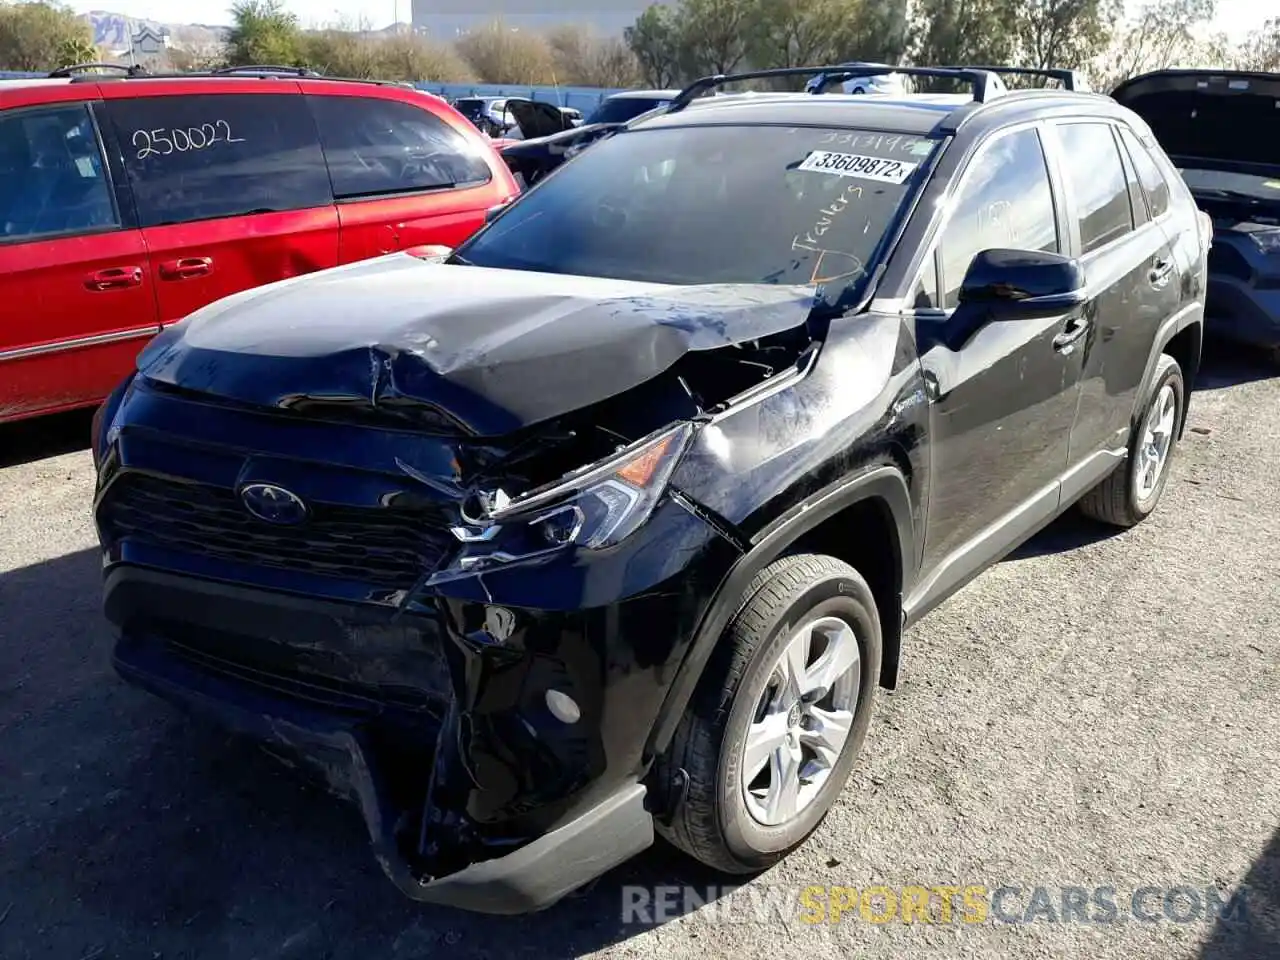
[{"xmin": 1, "ymin": 345, "xmax": 1277, "ymax": 960}]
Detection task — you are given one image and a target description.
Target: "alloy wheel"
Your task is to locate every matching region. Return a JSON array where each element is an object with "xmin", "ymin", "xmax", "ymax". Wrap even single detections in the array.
[
  {"xmin": 741, "ymin": 615, "xmax": 861, "ymax": 826},
  {"xmin": 1135, "ymin": 382, "xmax": 1178, "ymax": 501}
]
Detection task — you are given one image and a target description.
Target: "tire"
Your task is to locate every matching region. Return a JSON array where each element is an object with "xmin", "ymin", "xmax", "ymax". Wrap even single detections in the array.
[
  {"xmin": 655, "ymin": 553, "xmax": 882, "ymax": 874},
  {"xmin": 1078, "ymin": 353, "xmax": 1184, "ymax": 527}
]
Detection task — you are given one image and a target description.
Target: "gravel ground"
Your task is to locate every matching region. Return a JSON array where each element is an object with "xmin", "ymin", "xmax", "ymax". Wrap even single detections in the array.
[{"xmin": 1, "ymin": 345, "xmax": 1277, "ymax": 960}]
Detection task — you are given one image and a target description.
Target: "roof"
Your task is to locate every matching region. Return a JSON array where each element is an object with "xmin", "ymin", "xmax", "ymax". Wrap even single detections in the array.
[
  {"xmin": 633, "ymin": 88, "xmax": 1125, "ymax": 139},
  {"xmin": 606, "ymin": 89, "xmax": 682, "ymax": 100},
  {"xmin": 0, "ymin": 78, "xmax": 73, "ymax": 91}
]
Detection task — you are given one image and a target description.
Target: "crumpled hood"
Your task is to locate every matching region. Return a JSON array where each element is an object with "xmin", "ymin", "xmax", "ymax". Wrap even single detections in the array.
[{"xmin": 138, "ymin": 253, "xmax": 817, "ymax": 437}]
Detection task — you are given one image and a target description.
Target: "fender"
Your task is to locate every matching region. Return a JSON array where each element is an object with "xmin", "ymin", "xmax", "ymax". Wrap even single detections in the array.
[
  {"xmin": 1134, "ymin": 301, "xmax": 1203, "ymax": 439},
  {"xmin": 645, "ymin": 464, "xmax": 916, "ymax": 760}
]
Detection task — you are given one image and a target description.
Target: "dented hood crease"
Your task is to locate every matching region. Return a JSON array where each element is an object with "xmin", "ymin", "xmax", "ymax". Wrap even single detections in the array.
[{"xmin": 138, "ymin": 254, "xmax": 818, "ymax": 437}]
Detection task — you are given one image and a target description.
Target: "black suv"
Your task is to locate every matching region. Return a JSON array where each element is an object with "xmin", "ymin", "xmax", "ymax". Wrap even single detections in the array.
[
  {"xmin": 1113, "ymin": 69, "xmax": 1280, "ymax": 358},
  {"xmin": 92, "ymin": 65, "xmax": 1209, "ymax": 914}
]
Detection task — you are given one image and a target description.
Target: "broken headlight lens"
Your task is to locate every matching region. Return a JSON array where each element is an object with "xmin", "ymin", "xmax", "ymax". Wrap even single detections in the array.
[
  {"xmin": 1247, "ymin": 228, "xmax": 1280, "ymax": 255},
  {"xmin": 440, "ymin": 422, "xmax": 694, "ymax": 576}
]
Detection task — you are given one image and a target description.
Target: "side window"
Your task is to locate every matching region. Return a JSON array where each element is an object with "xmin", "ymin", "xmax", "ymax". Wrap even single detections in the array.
[
  {"xmin": 1056, "ymin": 122, "xmax": 1133, "ymax": 254},
  {"xmin": 106, "ymin": 94, "xmax": 331, "ymax": 227},
  {"xmin": 911, "ymin": 251, "xmax": 939, "ymax": 310},
  {"xmin": 308, "ymin": 96, "xmax": 493, "ymax": 200},
  {"xmin": 1118, "ymin": 126, "xmax": 1170, "ymax": 219},
  {"xmin": 1116, "ymin": 127, "xmax": 1148, "ymax": 227},
  {"xmin": 0, "ymin": 104, "xmax": 118, "ymax": 241},
  {"xmin": 939, "ymin": 127, "xmax": 1058, "ymax": 309}
]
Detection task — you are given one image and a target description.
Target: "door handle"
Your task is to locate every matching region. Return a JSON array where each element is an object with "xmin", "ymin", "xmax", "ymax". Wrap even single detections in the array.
[
  {"xmin": 159, "ymin": 256, "xmax": 213, "ymax": 280},
  {"xmin": 84, "ymin": 266, "xmax": 144, "ymax": 291},
  {"xmin": 1149, "ymin": 258, "xmax": 1174, "ymax": 286},
  {"xmin": 1052, "ymin": 317, "xmax": 1090, "ymax": 353}
]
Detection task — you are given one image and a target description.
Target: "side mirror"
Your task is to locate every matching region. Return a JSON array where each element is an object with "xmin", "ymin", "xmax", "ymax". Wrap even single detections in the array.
[
  {"xmin": 485, "ymin": 202, "xmax": 510, "ymax": 223},
  {"xmin": 404, "ymin": 244, "xmax": 453, "ymax": 262},
  {"xmin": 958, "ymin": 248, "xmax": 1087, "ymax": 320}
]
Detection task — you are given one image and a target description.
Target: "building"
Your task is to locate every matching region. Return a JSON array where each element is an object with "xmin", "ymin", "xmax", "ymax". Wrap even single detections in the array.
[{"xmin": 410, "ymin": 0, "xmax": 654, "ymax": 38}]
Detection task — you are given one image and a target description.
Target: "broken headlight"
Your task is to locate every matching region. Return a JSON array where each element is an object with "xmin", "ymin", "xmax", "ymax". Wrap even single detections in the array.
[
  {"xmin": 1247, "ymin": 227, "xmax": 1280, "ymax": 255},
  {"xmin": 435, "ymin": 422, "xmax": 694, "ymax": 579}
]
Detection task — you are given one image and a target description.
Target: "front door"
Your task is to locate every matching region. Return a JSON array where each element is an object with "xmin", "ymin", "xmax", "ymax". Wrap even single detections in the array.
[
  {"xmin": 97, "ymin": 88, "xmax": 339, "ymax": 328},
  {"xmin": 0, "ymin": 101, "xmax": 156, "ymax": 421},
  {"xmin": 912, "ymin": 124, "xmax": 1086, "ymax": 597}
]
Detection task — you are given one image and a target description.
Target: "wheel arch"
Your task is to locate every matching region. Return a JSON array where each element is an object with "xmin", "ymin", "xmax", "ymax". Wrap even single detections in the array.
[
  {"xmin": 1138, "ymin": 305, "xmax": 1202, "ymax": 440},
  {"xmin": 646, "ymin": 463, "xmax": 917, "ymax": 762}
]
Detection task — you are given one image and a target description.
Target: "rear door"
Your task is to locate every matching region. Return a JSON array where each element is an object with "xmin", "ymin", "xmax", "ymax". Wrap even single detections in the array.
[
  {"xmin": 305, "ymin": 89, "xmax": 512, "ymax": 262},
  {"xmin": 1044, "ymin": 120, "xmax": 1182, "ymax": 474},
  {"xmin": 98, "ymin": 84, "xmax": 339, "ymax": 328},
  {"xmin": 0, "ymin": 91, "xmax": 157, "ymax": 421}
]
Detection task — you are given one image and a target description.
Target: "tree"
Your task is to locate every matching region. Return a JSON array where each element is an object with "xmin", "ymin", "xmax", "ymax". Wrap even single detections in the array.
[
  {"xmin": 1238, "ymin": 17, "xmax": 1280, "ymax": 71},
  {"xmin": 908, "ymin": 0, "xmax": 1021, "ymax": 77},
  {"xmin": 547, "ymin": 25, "xmax": 640, "ymax": 87},
  {"xmin": 1014, "ymin": 0, "xmax": 1122, "ymax": 73},
  {"xmin": 1093, "ymin": 0, "xmax": 1223, "ymax": 89},
  {"xmin": 625, "ymin": 4, "xmax": 682, "ymax": 87},
  {"xmin": 55, "ymin": 33, "xmax": 97, "ymax": 69},
  {"xmin": 0, "ymin": 1, "xmax": 97, "ymax": 71},
  {"xmin": 169, "ymin": 41, "xmax": 228, "ymax": 72},
  {"xmin": 374, "ymin": 33, "xmax": 477, "ymax": 83},
  {"xmin": 455, "ymin": 19, "xmax": 558, "ymax": 84},
  {"xmin": 672, "ymin": 0, "xmax": 758, "ymax": 78},
  {"xmin": 747, "ymin": 0, "xmax": 844, "ymax": 74},
  {"xmin": 226, "ymin": 0, "xmax": 304, "ymax": 67}
]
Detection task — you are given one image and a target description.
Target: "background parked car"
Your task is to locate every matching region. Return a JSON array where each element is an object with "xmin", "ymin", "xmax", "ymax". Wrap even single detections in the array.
[
  {"xmin": 804, "ymin": 61, "xmax": 907, "ymax": 95},
  {"xmin": 1112, "ymin": 68, "xmax": 1280, "ymax": 361},
  {"xmin": 0, "ymin": 66, "xmax": 518, "ymax": 424},
  {"xmin": 499, "ymin": 88, "xmax": 687, "ymax": 187}
]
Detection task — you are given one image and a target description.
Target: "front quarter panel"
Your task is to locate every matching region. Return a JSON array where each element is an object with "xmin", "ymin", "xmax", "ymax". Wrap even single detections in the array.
[{"xmin": 671, "ymin": 309, "xmax": 927, "ymax": 557}]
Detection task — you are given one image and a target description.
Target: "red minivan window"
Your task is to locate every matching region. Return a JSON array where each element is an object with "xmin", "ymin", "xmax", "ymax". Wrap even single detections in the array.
[{"xmin": 304, "ymin": 88, "xmax": 514, "ymax": 263}]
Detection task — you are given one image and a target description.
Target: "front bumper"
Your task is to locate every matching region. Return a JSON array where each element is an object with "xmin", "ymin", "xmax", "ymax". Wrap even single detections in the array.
[
  {"xmin": 115, "ymin": 623, "xmax": 651, "ymax": 914},
  {"xmin": 107, "ymin": 565, "xmax": 657, "ymax": 913},
  {"xmin": 102, "ymin": 488, "xmax": 738, "ymax": 911}
]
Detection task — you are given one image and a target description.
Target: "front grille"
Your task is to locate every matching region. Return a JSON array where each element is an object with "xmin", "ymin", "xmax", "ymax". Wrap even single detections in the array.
[{"xmin": 99, "ymin": 472, "xmax": 452, "ymax": 589}]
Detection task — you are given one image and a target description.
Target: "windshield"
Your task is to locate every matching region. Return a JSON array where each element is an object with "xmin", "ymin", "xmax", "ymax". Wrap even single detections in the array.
[
  {"xmin": 584, "ymin": 96, "xmax": 670, "ymax": 125},
  {"xmin": 456, "ymin": 125, "xmax": 936, "ymax": 307},
  {"xmin": 1179, "ymin": 166, "xmax": 1280, "ymax": 204}
]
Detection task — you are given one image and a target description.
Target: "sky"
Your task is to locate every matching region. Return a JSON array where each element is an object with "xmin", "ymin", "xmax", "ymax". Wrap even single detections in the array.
[{"xmin": 66, "ymin": 0, "xmax": 1270, "ymax": 39}]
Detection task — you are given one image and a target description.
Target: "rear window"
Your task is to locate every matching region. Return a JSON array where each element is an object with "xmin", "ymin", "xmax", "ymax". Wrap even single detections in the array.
[
  {"xmin": 455, "ymin": 124, "xmax": 937, "ymax": 310},
  {"xmin": 1118, "ymin": 126, "xmax": 1171, "ymax": 218},
  {"xmin": 308, "ymin": 95, "xmax": 492, "ymax": 199},
  {"xmin": 105, "ymin": 93, "xmax": 331, "ymax": 227}
]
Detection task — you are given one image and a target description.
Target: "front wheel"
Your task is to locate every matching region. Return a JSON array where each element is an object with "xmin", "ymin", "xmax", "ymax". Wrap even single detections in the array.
[
  {"xmin": 1078, "ymin": 353, "xmax": 1184, "ymax": 527},
  {"xmin": 655, "ymin": 553, "xmax": 882, "ymax": 874}
]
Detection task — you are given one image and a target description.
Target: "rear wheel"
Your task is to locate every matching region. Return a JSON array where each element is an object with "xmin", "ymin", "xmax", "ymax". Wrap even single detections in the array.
[
  {"xmin": 1078, "ymin": 353, "xmax": 1184, "ymax": 527},
  {"xmin": 656, "ymin": 553, "xmax": 882, "ymax": 874}
]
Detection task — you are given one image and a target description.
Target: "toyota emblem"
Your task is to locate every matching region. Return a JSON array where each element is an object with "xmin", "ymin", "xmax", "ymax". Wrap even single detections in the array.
[{"xmin": 239, "ymin": 483, "xmax": 308, "ymax": 525}]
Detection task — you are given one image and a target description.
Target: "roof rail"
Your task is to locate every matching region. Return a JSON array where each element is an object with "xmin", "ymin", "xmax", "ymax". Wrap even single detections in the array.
[
  {"xmin": 668, "ymin": 65, "xmax": 1005, "ymax": 111},
  {"xmin": 212, "ymin": 64, "xmax": 320, "ymax": 77},
  {"xmin": 946, "ymin": 65, "xmax": 1092, "ymax": 92},
  {"xmin": 49, "ymin": 62, "xmax": 147, "ymax": 79}
]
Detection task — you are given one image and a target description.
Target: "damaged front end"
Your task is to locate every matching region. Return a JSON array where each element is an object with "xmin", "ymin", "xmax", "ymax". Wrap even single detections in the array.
[{"xmin": 95, "ymin": 256, "xmax": 822, "ymax": 911}]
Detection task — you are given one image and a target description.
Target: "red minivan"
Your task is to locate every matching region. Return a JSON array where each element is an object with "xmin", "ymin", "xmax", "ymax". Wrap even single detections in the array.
[{"xmin": 0, "ymin": 69, "xmax": 519, "ymax": 423}]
